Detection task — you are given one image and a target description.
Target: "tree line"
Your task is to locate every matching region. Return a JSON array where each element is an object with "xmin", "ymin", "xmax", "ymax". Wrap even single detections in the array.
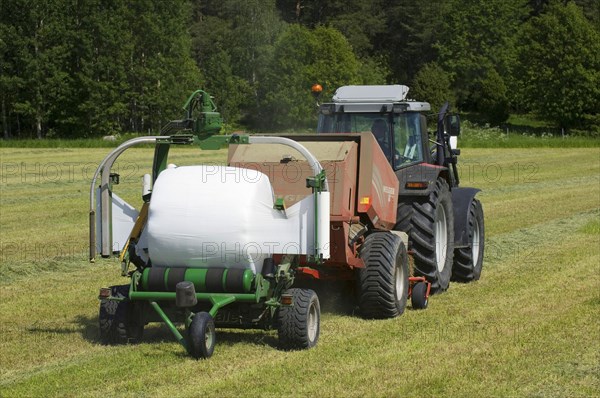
[{"xmin": 1, "ymin": 0, "xmax": 598, "ymax": 139}]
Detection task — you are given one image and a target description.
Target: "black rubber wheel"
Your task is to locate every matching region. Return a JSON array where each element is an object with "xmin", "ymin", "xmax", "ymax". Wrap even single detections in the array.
[
  {"xmin": 99, "ymin": 285, "xmax": 143, "ymax": 344},
  {"xmin": 395, "ymin": 178, "xmax": 454, "ymax": 293},
  {"xmin": 452, "ymin": 199, "xmax": 485, "ymax": 282},
  {"xmin": 358, "ymin": 232, "xmax": 409, "ymax": 319},
  {"xmin": 411, "ymin": 282, "xmax": 428, "ymax": 310},
  {"xmin": 188, "ymin": 312, "xmax": 216, "ymax": 359},
  {"xmin": 277, "ymin": 288, "xmax": 320, "ymax": 350}
]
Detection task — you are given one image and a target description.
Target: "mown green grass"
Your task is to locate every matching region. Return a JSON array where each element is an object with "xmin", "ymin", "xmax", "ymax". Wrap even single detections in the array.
[
  {"xmin": 458, "ymin": 124, "xmax": 600, "ymax": 148},
  {"xmin": 0, "ymin": 138, "xmax": 123, "ymax": 148},
  {"xmin": 1, "ymin": 127, "xmax": 599, "ymax": 149},
  {"xmin": 1, "ymin": 147, "xmax": 599, "ymax": 397},
  {"xmin": 460, "ymin": 134, "xmax": 600, "ymax": 148}
]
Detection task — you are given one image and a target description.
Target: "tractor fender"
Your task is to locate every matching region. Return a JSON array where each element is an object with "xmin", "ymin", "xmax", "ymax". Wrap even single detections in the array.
[
  {"xmin": 451, "ymin": 187, "xmax": 481, "ymax": 248},
  {"xmin": 396, "ymin": 163, "xmax": 448, "ymax": 197}
]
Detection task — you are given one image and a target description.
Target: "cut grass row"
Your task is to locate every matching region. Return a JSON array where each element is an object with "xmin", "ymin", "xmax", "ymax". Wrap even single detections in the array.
[{"xmin": 0, "ymin": 147, "xmax": 599, "ymax": 397}]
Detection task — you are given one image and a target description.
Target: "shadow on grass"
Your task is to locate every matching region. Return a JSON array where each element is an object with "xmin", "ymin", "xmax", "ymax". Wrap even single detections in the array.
[
  {"xmin": 293, "ymin": 279, "xmax": 358, "ymax": 316},
  {"xmin": 25, "ymin": 313, "xmax": 280, "ymax": 351},
  {"xmin": 203, "ymin": 330, "xmax": 278, "ymax": 349},
  {"xmin": 25, "ymin": 315, "xmax": 99, "ymax": 341},
  {"xmin": 24, "ymin": 281, "xmax": 358, "ymax": 354}
]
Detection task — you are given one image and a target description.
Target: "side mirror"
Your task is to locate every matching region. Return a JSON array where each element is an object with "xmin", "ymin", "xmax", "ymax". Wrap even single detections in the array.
[{"xmin": 445, "ymin": 114, "xmax": 460, "ymax": 136}]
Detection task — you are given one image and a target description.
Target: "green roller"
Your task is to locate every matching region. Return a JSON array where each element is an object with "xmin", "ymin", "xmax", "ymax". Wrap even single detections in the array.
[{"xmin": 140, "ymin": 267, "xmax": 254, "ymax": 293}]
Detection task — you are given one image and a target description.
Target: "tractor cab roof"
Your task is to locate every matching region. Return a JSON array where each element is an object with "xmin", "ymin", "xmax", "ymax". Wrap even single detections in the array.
[{"xmin": 324, "ymin": 85, "xmax": 431, "ymax": 113}]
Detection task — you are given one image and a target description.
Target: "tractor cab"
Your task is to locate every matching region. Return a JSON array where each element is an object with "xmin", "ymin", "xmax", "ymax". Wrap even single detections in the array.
[{"xmin": 317, "ymin": 85, "xmax": 432, "ymax": 170}]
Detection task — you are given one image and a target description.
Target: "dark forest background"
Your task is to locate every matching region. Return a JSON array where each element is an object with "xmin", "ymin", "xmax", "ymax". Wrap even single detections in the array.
[{"xmin": 1, "ymin": 0, "xmax": 598, "ymax": 139}]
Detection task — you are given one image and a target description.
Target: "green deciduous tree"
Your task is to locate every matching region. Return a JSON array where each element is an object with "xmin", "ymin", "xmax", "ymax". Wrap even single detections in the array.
[
  {"xmin": 5, "ymin": 0, "xmax": 74, "ymax": 138},
  {"xmin": 381, "ymin": 1, "xmax": 449, "ymax": 85},
  {"xmin": 574, "ymin": 0, "xmax": 599, "ymax": 26},
  {"xmin": 411, "ymin": 62, "xmax": 455, "ymax": 114},
  {"xmin": 476, "ymin": 69, "xmax": 510, "ymax": 125},
  {"xmin": 517, "ymin": 2, "xmax": 600, "ymax": 130},
  {"xmin": 276, "ymin": 0, "xmax": 386, "ymax": 56},
  {"xmin": 2, "ymin": 0, "xmax": 201, "ymax": 138},
  {"xmin": 262, "ymin": 24, "xmax": 359, "ymax": 129},
  {"xmin": 437, "ymin": 0, "xmax": 528, "ymax": 122},
  {"xmin": 0, "ymin": 7, "xmax": 25, "ymax": 138},
  {"xmin": 276, "ymin": 0, "xmax": 390, "ymax": 83},
  {"xmin": 190, "ymin": 13, "xmax": 250, "ymax": 124},
  {"xmin": 192, "ymin": 0, "xmax": 283, "ymax": 126},
  {"xmin": 3, "ymin": 0, "xmax": 597, "ymax": 137},
  {"xmin": 70, "ymin": 0, "xmax": 132, "ymax": 137},
  {"xmin": 123, "ymin": 0, "xmax": 202, "ymax": 134}
]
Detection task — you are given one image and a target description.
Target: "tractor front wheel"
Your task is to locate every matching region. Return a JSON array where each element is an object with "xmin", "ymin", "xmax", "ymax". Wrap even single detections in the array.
[
  {"xmin": 277, "ymin": 288, "xmax": 320, "ymax": 350},
  {"xmin": 188, "ymin": 311, "xmax": 216, "ymax": 359}
]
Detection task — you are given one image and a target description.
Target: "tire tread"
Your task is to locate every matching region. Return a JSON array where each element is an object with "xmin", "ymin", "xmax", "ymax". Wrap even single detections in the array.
[
  {"xmin": 358, "ymin": 232, "xmax": 408, "ymax": 319},
  {"xmin": 277, "ymin": 289, "xmax": 320, "ymax": 350},
  {"xmin": 395, "ymin": 178, "xmax": 454, "ymax": 293},
  {"xmin": 452, "ymin": 199, "xmax": 485, "ymax": 282}
]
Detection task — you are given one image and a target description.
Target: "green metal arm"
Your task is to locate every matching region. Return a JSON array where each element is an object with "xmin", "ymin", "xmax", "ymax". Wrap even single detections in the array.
[
  {"xmin": 182, "ymin": 90, "xmax": 218, "ymax": 117},
  {"xmin": 149, "ymin": 301, "xmax": 188, "ymax": 350}
]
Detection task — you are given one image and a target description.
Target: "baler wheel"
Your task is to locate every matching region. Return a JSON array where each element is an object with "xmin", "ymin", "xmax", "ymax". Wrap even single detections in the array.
[
  {"xmin": 396, "ymin": 178, "xmax": 454, "ymax": 293},
  {"xmin": 452, "ymin": 199, "xmax": 485, "ymax": 282},
  {"xmin": 99, "ymin": 284, "xmax": 143, "ymax": 344},
  {"xmin": 188, "ymin": 312, "xmax": 216, "ymax": 359},
  {"xmin": 277, "ymin": 288, "xmax": 320, "ymax": 350},
  {"xmin": 411, "ymin": 282, "xmax": 428, "ymax": 310},
  {"xmin": 358, "ymin": 232, "xmax": 409, "ymax": 319}
]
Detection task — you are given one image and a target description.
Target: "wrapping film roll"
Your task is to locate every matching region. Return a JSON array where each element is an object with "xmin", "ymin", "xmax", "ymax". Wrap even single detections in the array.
[{"xmin": 146, "ymin": 165, "xmax": 330, "ymax": 274}]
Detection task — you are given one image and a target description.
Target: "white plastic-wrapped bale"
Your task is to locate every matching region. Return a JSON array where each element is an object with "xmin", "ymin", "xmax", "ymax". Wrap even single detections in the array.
[{"xmin": 146, "ymin": 165, "xmax": 329, "ymax": 274}]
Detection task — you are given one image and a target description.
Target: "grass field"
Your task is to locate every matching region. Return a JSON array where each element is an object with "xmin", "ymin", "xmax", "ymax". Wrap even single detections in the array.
[
  {"xmin": 1, "ymin": 128, "xmax": 599, "ymax": 149},
  {"xmin": 1, "ymin": 146, "xmax": 599, "ymax": 397}
]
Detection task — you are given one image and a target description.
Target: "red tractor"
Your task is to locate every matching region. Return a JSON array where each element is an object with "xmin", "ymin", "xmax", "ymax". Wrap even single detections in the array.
[{"xmin": 315, "ymin": 85, "xmax": 485, "ymax": 293}]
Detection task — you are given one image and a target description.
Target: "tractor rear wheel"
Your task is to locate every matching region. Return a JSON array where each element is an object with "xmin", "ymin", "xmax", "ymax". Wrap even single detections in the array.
[
  {"xmin": 188, "ymin": 311, "xmax": 216, "ymax": 359},
  {"xmin": 277, "ymin": 288, "xmax": 320, "ymax": 350},
  {"xmin": 358, "ymin": 232, "xmax": 409, "ymax": 319},
  {"xmin": 395, "ymin": 178, "xmax": 454, "ymax": 293},
  {"xmin": 452, "ymin": 199, "xmax": 485, "ymax": 282},
  {"xmin": 99, "ymin": 285, "xmax": 143, "ymax": 344}
]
